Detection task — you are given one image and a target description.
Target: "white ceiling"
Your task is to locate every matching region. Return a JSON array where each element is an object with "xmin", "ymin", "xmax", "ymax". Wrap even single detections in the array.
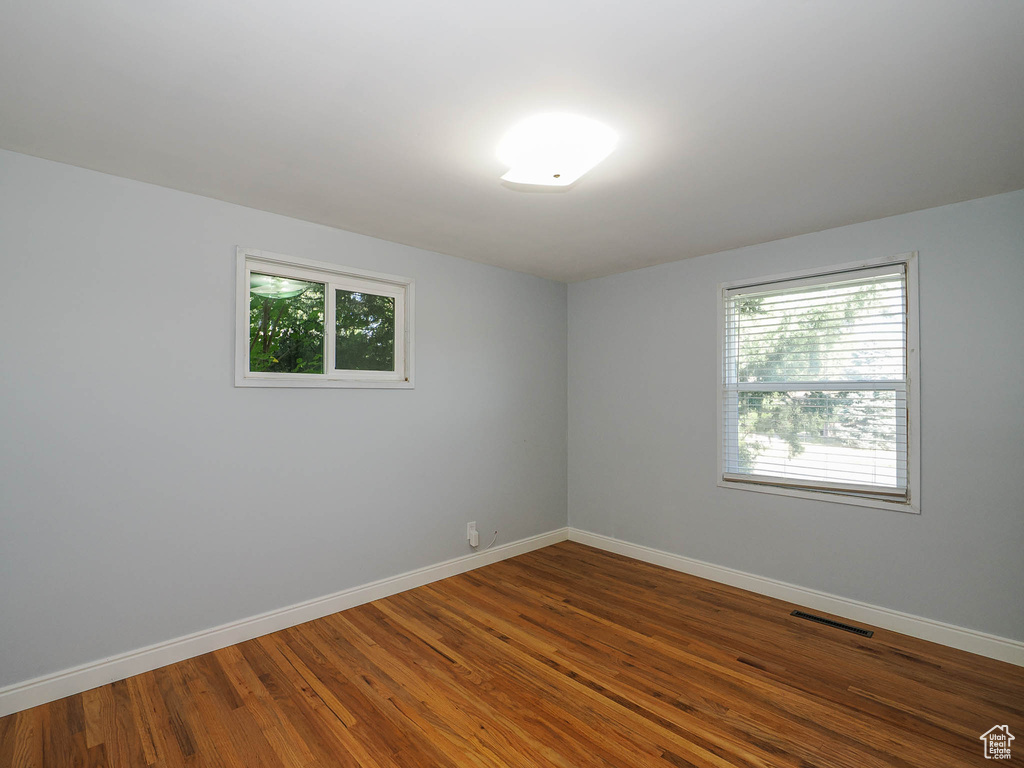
[{"xmin": 2, "ymin": 1, "xmax": 1022, "ymax": 282}]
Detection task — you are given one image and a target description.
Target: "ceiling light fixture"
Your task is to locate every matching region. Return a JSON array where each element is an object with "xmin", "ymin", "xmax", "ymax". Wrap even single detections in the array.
[{"xmin": 497, "ymin": 113, "xmax": 618, "ymax": 187}]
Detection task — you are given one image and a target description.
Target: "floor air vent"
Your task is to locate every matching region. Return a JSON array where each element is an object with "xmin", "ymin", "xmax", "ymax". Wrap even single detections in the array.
[{"xmin": 790, "ymin": 610, "xmax": 873, "ymax": 637}]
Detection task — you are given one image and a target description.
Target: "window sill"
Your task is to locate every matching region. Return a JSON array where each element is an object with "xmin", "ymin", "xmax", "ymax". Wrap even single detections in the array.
[
  {"xmin": 235, "ymin": 375, "xmax": 414, "ymax": 389},
  {"xmin": 717, "ymin": 478, "xmax": 919, "ymax": 514}
]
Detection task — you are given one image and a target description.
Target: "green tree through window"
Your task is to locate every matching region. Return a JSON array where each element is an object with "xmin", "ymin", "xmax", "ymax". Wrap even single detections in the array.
[
  {"xmin": 249, "ymin": 275, "xmax": 325, "ymax": 374},
  {"xmin": 335, "ymin": 290, "xmax": 395, "ymax": 372}
]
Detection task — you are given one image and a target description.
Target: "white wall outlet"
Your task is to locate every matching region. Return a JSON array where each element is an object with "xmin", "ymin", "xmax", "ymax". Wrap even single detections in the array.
[{"xmin": 467, "ymin": 521, "xmax": 479, "ymax": 547}]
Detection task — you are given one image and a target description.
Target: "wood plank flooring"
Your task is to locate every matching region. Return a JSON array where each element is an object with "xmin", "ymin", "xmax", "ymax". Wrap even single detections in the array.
[{"xmin": 2, "ymin": 541, "xmax": 1021, "ymax": 767}]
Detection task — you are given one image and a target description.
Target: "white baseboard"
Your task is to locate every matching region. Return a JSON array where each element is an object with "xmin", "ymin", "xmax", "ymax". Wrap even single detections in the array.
[
  {"xmin": 569, "ymin": 528, "xmax": 1024, "ymax": 667},
  {"xmin": 0, "ymin": 527, "xmax": 570, "ymax": 718}
]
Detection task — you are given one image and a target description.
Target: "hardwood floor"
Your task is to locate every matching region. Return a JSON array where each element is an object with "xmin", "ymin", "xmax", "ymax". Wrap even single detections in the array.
[{"xmin": 2, "ymin": 541, "xmax": 1021, "ymax": 767}]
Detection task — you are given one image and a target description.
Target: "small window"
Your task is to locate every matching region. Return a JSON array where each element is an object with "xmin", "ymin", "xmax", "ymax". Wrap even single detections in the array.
[
  {"xmin": 235, "ymin": 248, "xmax": 413, "ymax": 388},
  {"xmin": 719, "ymin": 254, "xmax": 919, "ymax": 511}
]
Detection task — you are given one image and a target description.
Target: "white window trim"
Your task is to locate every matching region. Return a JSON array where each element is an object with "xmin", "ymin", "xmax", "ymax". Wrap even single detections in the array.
[
  {"xmin": 716, "ymin": 252, "xmax": 920, "ymax": 514},
  {"xmin": 235, "ymin": 247, "xmax": 415, "ymax": 389}
]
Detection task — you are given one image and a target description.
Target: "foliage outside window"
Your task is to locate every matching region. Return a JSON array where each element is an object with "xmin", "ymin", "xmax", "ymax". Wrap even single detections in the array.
[
  {"xmin": 334, "ymin": 289, "xmax": 395, "ymax": 372},
  {"xmin": 249, "ymin": 274, "xmax": 326, "ymax": 374},
  {"xmin": 720, "ymin": 257, "xmax": 918, "ymax": 509},
  {"xmin": 236, "ymin": 248, "xmax": 413, "ymax": 388}
]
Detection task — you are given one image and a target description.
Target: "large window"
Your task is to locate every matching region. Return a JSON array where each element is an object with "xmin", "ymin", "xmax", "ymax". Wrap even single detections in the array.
[
  {"xmin": 235, "ymin": 248, "xmax": 413, "ymax": 388},
  {"xmin": 719, "ymin": 255, "xmax": 918, "ymax": 511}
]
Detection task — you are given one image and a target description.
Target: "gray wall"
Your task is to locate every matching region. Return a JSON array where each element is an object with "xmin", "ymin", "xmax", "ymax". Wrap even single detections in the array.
[
  {"xmin": 0, "ymin": 150, "xmax": 567, "ymax": 687},
  {"xmin": 568, "ymin": 190, "xmax": 1024, "ymax": 642}
]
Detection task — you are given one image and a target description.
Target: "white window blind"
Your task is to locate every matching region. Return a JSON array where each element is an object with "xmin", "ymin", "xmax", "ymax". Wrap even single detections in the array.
[{"xmin": 722, "ymin": 264, "xmax": 909, "ymax": 501}]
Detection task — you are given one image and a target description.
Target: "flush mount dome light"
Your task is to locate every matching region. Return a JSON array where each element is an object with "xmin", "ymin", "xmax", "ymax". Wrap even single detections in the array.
[{"xmin": 497, "ymin": 113, "xmax": 617, "ymax": 187}]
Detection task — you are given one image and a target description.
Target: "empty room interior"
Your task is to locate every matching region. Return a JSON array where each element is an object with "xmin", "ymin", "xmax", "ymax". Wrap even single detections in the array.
[{"xmin": 2, "ymin": 1, "xmax": 1023, "ymax": 766}]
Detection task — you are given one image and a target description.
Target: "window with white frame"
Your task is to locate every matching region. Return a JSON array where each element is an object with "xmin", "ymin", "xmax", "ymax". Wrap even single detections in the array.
[
  {"xmin": 719, "ymin": 255, "xmax": 918, "ymax": 510},
  {"xmin": 235, "ymin": 248, "xmax": 414, "ymax": 388}
]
